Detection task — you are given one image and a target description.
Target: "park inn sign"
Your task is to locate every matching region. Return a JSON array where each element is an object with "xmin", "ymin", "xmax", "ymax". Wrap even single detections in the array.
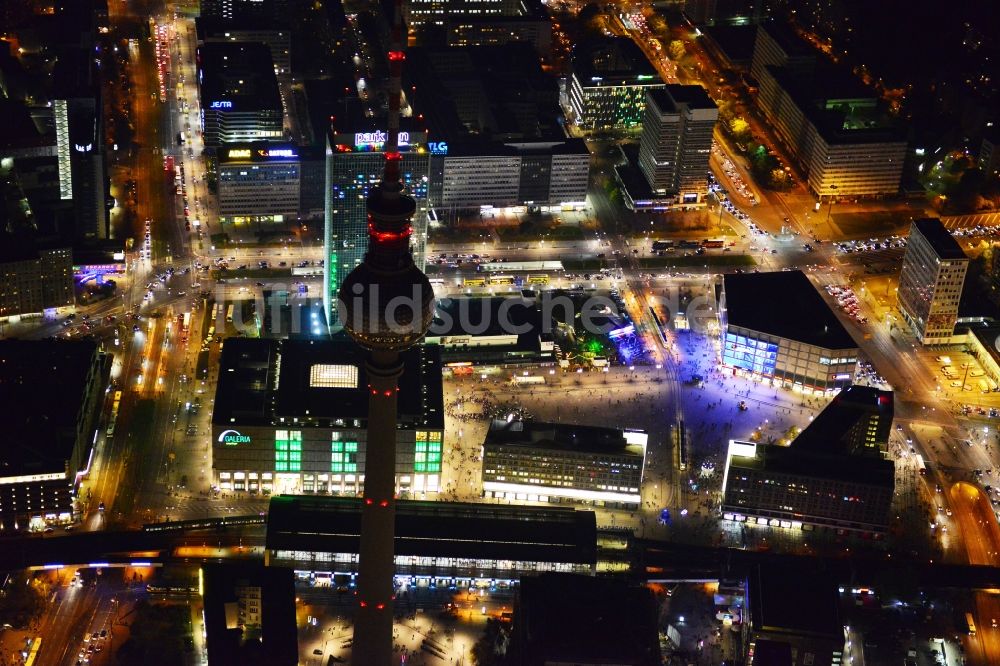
[{"xmin": 218, "ymin": 429, "xmax": 252, "ymax": 446}]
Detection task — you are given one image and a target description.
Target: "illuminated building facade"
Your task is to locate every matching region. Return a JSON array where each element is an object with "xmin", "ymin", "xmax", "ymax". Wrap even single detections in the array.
[
  {"xmin": 0, "ymin": 246, "xmax": 74, "ymax": 319},
  {"xmin": 405, "ymin": 0, "xmax": 521, "ymax": 26},
  {"xmin": 897, "ymin": 217, "xmax": 969, "ymax": 344},
  {"xmin": 720, "ymin": 271, "xmax": 858, "ymax": 392},
  {"xmin": 264, "ymin": 495, "xmax": 598, "ymax": 583},
  {"xmin": 721, "ymin": 439, "xmax": 893, "ymax": 535},
  {"xmin": 322, "ymin": 129, "xmax": 430, "ymax": 327},
  {"xmin": 568, "ymin": 38, "xmax": 664, "ymax": 132},
  {"xmin": 0, "ymin": 340, "xmax": 109, "ymax": 531},
  {"xmin": 195, "ymin": 17, "xmax": 292, "ymax": 83},
  {"xmin": 198, "ymin": 43, "xmax": 284, "ymax": 147},
  {"xmin": 638, "ymin": 86, "xmax": 718, "ymax": 206},
  {"xmin": 210, "ymin": 339, "xmax": 444, "ymax": 497},
  {"xmin": 217, "ymin": 143, "xmax": 301, "ymax": 226},
  {"xmin": 481, "ymin": 420, "xmax": 646, "ymax": 508}
]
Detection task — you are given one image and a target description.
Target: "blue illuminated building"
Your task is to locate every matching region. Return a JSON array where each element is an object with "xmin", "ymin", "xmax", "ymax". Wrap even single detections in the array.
[
  {"xmin": 197, "ymin": 42, "xmax": 283, "ymax": 147},
  {"xmin": 719, "ymin": 271, "xmax": 859, "ymax": 392}
]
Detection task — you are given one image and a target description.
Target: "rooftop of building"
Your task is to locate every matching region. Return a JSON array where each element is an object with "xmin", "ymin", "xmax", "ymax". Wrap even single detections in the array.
[
  {"xmin": 572, "ymin": 37, "xmax": 661, "ymax": 87},
  {"xmin": 748, "ymin": 564, "xmax": 842, "ymax": 639},
  {"xmin": 485, "ymin": 419, "xmax": 646, "ymax": 457},
  {"xmin": 211, "ymin": 338, "xmax": 443, "ymax": 429},
  {"xmin": 793, "ymin": 385, "xmax": 893, "ymax": 454},
  {"xmin": 216, "ymin": 142, "xmax": 302, "ymax": 164},
  {"xmin": 0, "ymin": 100, "xmax": 51, "ymax": 150},
  {"xmin": 722, "ymin": 270, "xmax": 857, "ymax": 349},
  {"xmin": 702, "ymin": 24, "xmax": 757, "ymax": 64},
  {"xmin": 969, "ymin": 324, "xmax": 1000, "ymax": 370},
  {"xmin": 194, "ymin": 14, "xmax": 288, "ymax": 39},
  {"xmin": 0, "ymin": 340, "xmax": 101, "ymax": 478},
  {"xmin": 439, "ymin": 137, "xmax": 589, "ymax": 157},
  {"xmin": 515, "ymin": 573, "xmax": 661, "ymax": 666},
  {"xmin": 764, "ymin": 65, "xmax": 906, "ymax": 145},
  {"xmin": 265, "ymin": 495, "xmax": 597, "ymax": 565},
  {"xmin": 201, "ymin": 562, "xmax": 298, "ymax": 666},
  {"xmin": 197, "ymin": 42, "xmax": 281, "ymax": 113},
  {"xmin": 912, "ymin": 217, "xmax": 967, "ymax": 260},
  {"xmin": 430, "ymin": 295, "xmax": 541, "ymax": 341},
  {"xmin": 758, "ymin": 20, "xmax": 816, "ymax": 59},
  {"xmin": 727, "ymin": 440, "xmax": 895, "ymax": 486},
  {"xmin": 648, "ymin": 85, "xmax": 718, "ymax": 113}
]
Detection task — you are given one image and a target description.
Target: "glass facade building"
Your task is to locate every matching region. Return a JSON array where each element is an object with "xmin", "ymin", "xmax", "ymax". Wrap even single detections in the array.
[
  {"xmin": 323, "ymin": 135, "xmax": 430, "ymax": 327},
  {"xmin": 720, "ymin": 272, "xmax": 859, "ymax": 392}
]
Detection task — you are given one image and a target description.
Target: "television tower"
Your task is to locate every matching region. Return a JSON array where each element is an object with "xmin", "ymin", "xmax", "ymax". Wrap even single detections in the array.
[{"xmin": 337, "ymin": 0, "xmax": 433, "ymax": 661}]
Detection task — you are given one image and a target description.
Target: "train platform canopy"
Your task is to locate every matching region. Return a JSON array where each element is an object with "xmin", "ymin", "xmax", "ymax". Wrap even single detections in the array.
[{"xmin": 264, "ymin": 495, "xmax": 597, "ymax": 565}]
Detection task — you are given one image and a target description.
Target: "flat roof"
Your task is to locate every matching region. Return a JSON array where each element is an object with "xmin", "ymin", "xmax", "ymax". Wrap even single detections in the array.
[
  {"xmin": 793, "ymin": 385, "xmax": 893, "ymax": 454},
  {"xmin": 970, "ymin": 325, "xmax": 1000, "ymax": 369},
  {"xmin": 197, "ymin": 42, "xmax": 281, "ymax": 113},
  {"xmin": 485, "ymin": 419, "xmax": 645, "ymax": 457},
  {"xmin": 212, "ymin": 339, "xmax": 444, "ymax": 429},
  {"xmin": 912, "ymin": 217, "xmax": 967, "ymax": 260},
  {"xmin": 517, "ymin": 573, "xmax": 661, "ymax": 665},
  {"xmin": 431, "ymin": 296, "xmax": 540, "ymax": 341},
  {"xmin": 723, "ymin": 271, "xmax": 857, "ymax": 349},
  {"xmin": 0, "ymin": 340, "xmax": 100, "ymax": 477},
  {"xmin": 649, "ymin": 85, "xmax": 717, "ymax": 112},
  {"xmin": 729, "ymin": 442, "xmax": 894, "ymax": 486},
  {"xmin": 265, "ymin": 495, "xmax": 597, "ymax": 564},
  {"xmin": 749, "ymin": 564, "xmax": 841, "ymax": 638},
  {"xmin": 759, "ymin": 21, "xmax": 815, "ymax": 59},
  {"xmin": 572, "ymin": 37, "xmax": 660, "ymax": 87},
  {"xmin": 702, "ymin": 24, "xmax": 757, "ymax": 64}
]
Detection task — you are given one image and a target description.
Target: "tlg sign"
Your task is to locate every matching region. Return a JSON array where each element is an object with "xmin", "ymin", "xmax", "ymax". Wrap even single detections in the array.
[{"xmin": 218, "ymin": 429, "xmax": 251, "ymax": 446}]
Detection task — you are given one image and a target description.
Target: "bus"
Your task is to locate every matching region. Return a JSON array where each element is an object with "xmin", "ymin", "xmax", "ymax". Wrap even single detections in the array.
[
  {"xmin": 678, "ymin": 240, "xmax": 701, "ymax": 249},
  {"xmin": 702, "ymin": 238, "xmax": 726, "ymax": 248},
  {"xmin": 24, "ymin": 638, "xmax": 41, "ymax": 666},
  {"xmin": 462, "ymin": 277, "xmax": 486, "ymax": 288},
  {"xmin": 915, "ymin": 454, "xmax": 927, "ymax": 476},
  {"xmin": 488, "ymin": 274, "xmax": 515, "ymax": 286},
  {"xmin": 966, "ymin": 612, "xmax": 977, "ymax": 636},
  {"xmin": 652, "ymin": 240, "xmax": 674, "ymax": 252},
  {"xmin": 226, "ymin": 304, "xmax": 235, "ymax": 323},
  {"xmin": 181, "ymin": 312, "xmax": 191, "ymax": 341},
  {"xmin": 526, "ymin": 274, "xmax": 549, "ymax": 286},
  {"xmin": 512, "ymin": 375, "xmax": 545, "ymax": 385}
]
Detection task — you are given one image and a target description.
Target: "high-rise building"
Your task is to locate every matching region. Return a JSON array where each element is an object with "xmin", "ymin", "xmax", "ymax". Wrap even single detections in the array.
[
  {"xmin": 0, "ymin": 340, "xmax": 110, "ymax": 532},
  {"xmin": 793, "ymin": 385, "xmax": 894, "ymax": 457},
  {"xmin": 197, "ymin": 42, "xmax": 284, "ymax": 147},
  {"xmin": 979, "ymin": 127, "xmax": 1000, "ymax": 180},
  {"xmin": 567, "ymin": 38, "xmax": 664, "ymax": 132},
  {"xmin": 323, "ymin": 129, "xmax": 430, "ymax": 327},
  {"xmin": 756, "ymin": 64, "xmax": 906, "ymax": 197},
  {"xmin": 897, "ymin": 218, "xmax": 969, "ymax": 344},
  {"xmin": 638, "ymin": 86, "xmax": 718, "ymax": 206},
  {"xmin": 199, "ymin": 0, "xmax": 285, "ymax": 23},
  {"xmin": 405, "ymin": 0, "xmax": 521, "ymax": 27},
  {"xmin": 749, "ymin": 21, "xmax": 816, "ymax": 85},
  {"xmin": 53, "ymin": 54, "xmax": 110, "ymax": 239},
  {"xmin": 216, "ymin": 142, "xmax": 301, "ymax": 227},
  {"xmin": 195, "ymin": 17, "xmax": 292, "ymax": 83}
]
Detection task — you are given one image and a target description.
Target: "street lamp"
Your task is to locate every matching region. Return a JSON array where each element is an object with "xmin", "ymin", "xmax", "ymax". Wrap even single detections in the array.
[{"xmin": 825, "ymin": 184, "xmax": 838, "ymax": 226}]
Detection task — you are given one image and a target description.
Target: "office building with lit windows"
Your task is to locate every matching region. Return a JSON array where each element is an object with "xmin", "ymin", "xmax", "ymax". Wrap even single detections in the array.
[
  {"xmin": 216, "ymin": 142, "xmax": 301, "ymax": 227},
  {"xmin": 568, "ymin": 38, "xmax": 664, "ymax": 132},
  {"xmin": 637, "ymin": 86, "xmax": 718, "ymax": 206},
  {"xmin": 756, "ymin": 64, "xmax": 906, "ymax": 197},
  {"xmin": 721, "ymin": 438, "xmax": 894, "ymax": 535},
  {"xmin": 0, "ymin": 340, "xmax": 110, "ymax": 532},
  {"xmin": 720, "ymin": 271, "xmax": 859, "ymax": 392},
  {"xmin": 481, "ymin": 419, "xmax": 647, "ymax": 508},
  {"xmin": 405, "ymin": 0, "xmax": 522, "ymax": 27},
  {"xmin": 897, "ymin": 217, "xmax": 969, "ymax": 344},
  {"xmin": 323, "ymin": 126, "xmax": 430, "ymax": 327},
  {"xmin": 211, "ymin": 338, "xmax": 444, "ymax": 497},
  {"xmin": 195, "ymin": 17, "xmax": 292, "ymax": 83},
  {"xmin": 198, "ymin": 42, "xmax": 284, "ymax": 147}
]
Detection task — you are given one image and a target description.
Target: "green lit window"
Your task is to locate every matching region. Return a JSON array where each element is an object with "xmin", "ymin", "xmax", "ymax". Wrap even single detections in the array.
[
  {"xmin": 332, "ymin": 437, "xmax": 358, "ymax": 473},
  {"xmin": 276, "ymin": 430, "xmax": 302, "ymax": 472},
  {"xmin": 414, "ymin": 435, "xmax": 443, "ymax": 474}
]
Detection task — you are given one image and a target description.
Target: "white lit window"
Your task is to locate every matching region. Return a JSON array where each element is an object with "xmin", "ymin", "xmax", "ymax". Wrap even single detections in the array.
[{"xmin": 309, "ymin": 364, "xmax": 359, "ymax": 388}]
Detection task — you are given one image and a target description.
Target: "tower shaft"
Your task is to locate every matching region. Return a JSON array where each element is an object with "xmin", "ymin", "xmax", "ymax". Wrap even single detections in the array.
[{"xmin": 353, "ymin": 350, "xmax": 403, "ymax": 663}]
